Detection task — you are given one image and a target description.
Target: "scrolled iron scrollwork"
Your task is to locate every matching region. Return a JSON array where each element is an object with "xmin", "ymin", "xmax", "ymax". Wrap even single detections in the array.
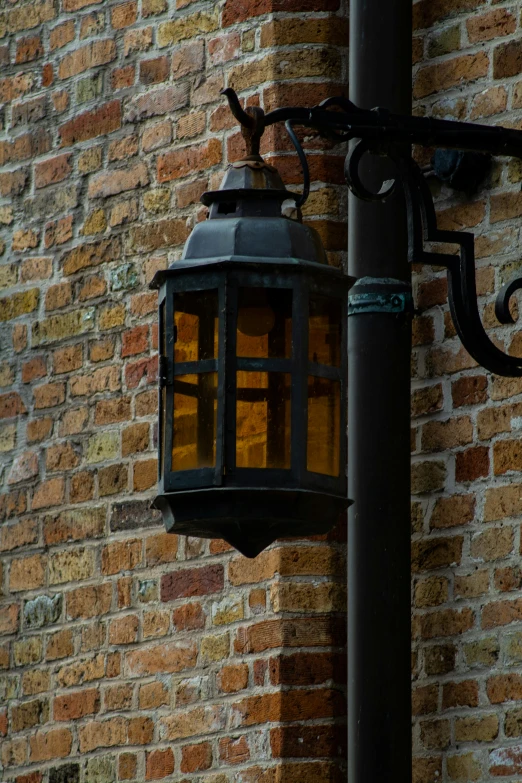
[
  {"xmin": 344, "ymin": 138, "xmax": 396, "ymax": 202},
  {"xmin": 221, "ymin": 88, "xmax": 522, "ymax": 377}
]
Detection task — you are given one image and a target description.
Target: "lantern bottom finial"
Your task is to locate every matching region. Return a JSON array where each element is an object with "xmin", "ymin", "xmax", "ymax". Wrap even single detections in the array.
[{"xmin": 152, "ymin": 488, "xmax": 352, "ymax": 558}]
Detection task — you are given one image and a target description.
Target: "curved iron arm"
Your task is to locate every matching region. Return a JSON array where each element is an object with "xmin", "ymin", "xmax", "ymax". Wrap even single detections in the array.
[{"xmin": 221, "ymin": 88, "xmax": 522, "ymax": 378}]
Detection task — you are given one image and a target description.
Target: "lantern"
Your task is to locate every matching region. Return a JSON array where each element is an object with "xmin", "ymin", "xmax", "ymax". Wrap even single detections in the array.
[{"xmin": 151, "ymin": 154, "xmax": 353, "ymax": 557}]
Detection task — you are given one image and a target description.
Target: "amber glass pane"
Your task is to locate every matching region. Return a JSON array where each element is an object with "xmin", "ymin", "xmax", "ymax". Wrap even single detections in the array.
[
  {"xmin": 160, "ymin": 386, "xmax": 166, "ymax": 475},
  {"xmin": 309, "ymin": 295, "xmax": 342, "ymax": 366},
  {"xmin": 236, "ymin": 371, "xmax": 291, "ymax": 469},
  {"xmin": 237, "ymin": 288, "xmax": 292, "ymax": 358},
  {"xmin": 174, "ymin": 290, "xmax": 218, "ymax": 362},
  {"xmin": 172, "ymin": 373, "xmax": 217, "ymax": 470},
  {"xmin": 160, "ymin": 301, "xmax": 166, "ymax": 354},
  {"xmin": 307, "ymin": 376, "xmax": 340, "ymax": 476}
]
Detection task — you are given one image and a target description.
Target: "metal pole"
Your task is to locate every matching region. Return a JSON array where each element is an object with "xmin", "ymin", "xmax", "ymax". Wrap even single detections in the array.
[{"xmin": 347, "ymin": 0, "xmax": 412, "ymax": 781}]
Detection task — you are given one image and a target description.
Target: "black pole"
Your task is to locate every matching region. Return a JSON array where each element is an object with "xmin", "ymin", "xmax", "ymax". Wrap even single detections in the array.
[{"xmin": 347, "ymin": 0, "xmax": 412, "ymax": 781}]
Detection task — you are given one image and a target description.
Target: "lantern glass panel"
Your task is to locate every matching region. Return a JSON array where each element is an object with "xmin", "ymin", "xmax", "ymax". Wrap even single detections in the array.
[
  {"xmin": 160, "ymin": 300, "xmax": 166, "ymax": 476},
  {"xmin": 173, "ymin": 373, "xmax": 218, "ymax": 470},
  {"xmin": 237, "ymin": 287, "xmax": 292, "ymax": 358},
  {"xmin": 236, "ymin": 371, "xmax": 291, "ymax": 469},
  {"xmin": 160, "ymin": 386, "xmax": 166, "ymax": 475},
  {"xmin": 174, "ymin": 289, "xmax": 219, "ymax": 362},
  {"xmin": 307, "ymin": 376, "xmax": 341, "ymax": 476},
  {"xmin": 309, "ymin": 295, "xmax": 342, "ymax": 366}
]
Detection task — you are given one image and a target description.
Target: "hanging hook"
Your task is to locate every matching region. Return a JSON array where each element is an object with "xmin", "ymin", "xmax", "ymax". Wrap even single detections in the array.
[{"xmin": 221, "ymin": 88, "xmax": 265, "ymax": 157}]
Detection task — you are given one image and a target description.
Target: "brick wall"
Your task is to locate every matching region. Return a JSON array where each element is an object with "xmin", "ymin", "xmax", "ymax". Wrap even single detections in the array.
[
  {"xmin": 4, "ymin": 0, "xmax": 522, "ymax": 780},
  {"xmin": 0, "ymin": 1, "xmax": 349, "ymax": 782},
  {"xmin": 412, "ymin": 1, "xmax": 522, "ymax": 780}
]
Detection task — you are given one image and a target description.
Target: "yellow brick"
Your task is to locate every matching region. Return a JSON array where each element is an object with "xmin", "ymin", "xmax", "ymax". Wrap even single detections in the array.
[
  {"xmin": 49, "ymin": 548, "xmax": 95, "ymax": 584},
  {"xmin": 228, "ymin": 49, "xmax": 340, "ymax": 92},
  {"xmin": 99, "ymin": 304, "xmax": 125, "ymax": 330},
  {"xmin": 158, "ymin": 8, "xmax": 219, "ymax": 46},
  {"xmin": 0, "ymin": 289, "xmax": 39, "ymax": 321},
  {"xmin": 32, "ymin": 309, "xmax": 95, "ymax": 345},
  {"xmin": 82, "ymin": 209, "xmax": 107, "ymax": 235},
  {"xmin": 200, "ymin": 633, "xmax": 230, "ymax": 663}
]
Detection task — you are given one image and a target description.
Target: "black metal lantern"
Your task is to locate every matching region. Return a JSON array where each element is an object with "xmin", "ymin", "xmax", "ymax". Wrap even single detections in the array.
[{"xmin": 151, "ymin": 151, "xmax": 353, "ymax": 557}]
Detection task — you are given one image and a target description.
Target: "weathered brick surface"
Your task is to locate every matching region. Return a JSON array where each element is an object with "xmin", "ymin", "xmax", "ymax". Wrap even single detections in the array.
[
  {"xmin": 409, "ymin": 1, "xmax": 522, "ymax": 778},
  {"xmin": 0, "ymin": 0, "xmax": 520, "ymax": 780}
]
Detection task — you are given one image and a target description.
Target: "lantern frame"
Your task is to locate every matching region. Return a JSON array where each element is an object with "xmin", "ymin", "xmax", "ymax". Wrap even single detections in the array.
[{"xmin": 151, "ymin": 253, "xmax": 352, "ymax": 557}]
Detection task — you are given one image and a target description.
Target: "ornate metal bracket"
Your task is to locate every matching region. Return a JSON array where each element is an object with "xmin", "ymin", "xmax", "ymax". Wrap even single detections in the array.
[{"xmin": 222, "ymin": 88, "xmax": 522, "ymax": 378}]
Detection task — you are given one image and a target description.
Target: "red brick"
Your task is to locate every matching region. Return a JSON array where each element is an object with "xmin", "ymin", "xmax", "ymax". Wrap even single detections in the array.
[
  {"xmin": 416, "ymin": 0, "xmax": 484, "ymax": 29},
  {"xmin": 420, "ymin": 608, "xmax": 475, "ymax": 639},
  {"xmin": 219, "ymin": 735, "xmax": 250, "ymax": 765},
  {"xmin": 414, "ymin": 53, "xmax": 489, "ymax": 100},
  {"xmin": 94, "ymin": 397, "xmax": 131, "ymax": 425},
  {"xmin": 488, "ymin": 674, "xmax": 522, "ymax": 704},
  {"xmin": 32, "ymin": 477, "xmax": 65, "ymax": 510},
  {"xmin": 126, "ymin": 222, "xmax": 188, "ymax": 253},
  {"xmin": 0, "ymin": 392, "xmax": 26, "ymax": 419},
  {"xmin": 88, "ymin": 162, "xmax": 148, "ymax": 199},
  {"xmin": 111, "ymin": 1, "xmax": 137, "ymax": 28},
  {"xmin": 456, "ymin": 447, "xmax": 489, "ymax": 482},
  {"xmin": 50, "ymin": 21, "xmax": 75, "ymax": 50},
  {"xmin": 53, "ymin": 345, "xmax": 82, "ymax": 374},
  {"xmin": 145, "ymin": 532, "xmax": 178, "ymax": 566},
  {"xmin": 9, "ymin": 554, "xmax": 45, "ymax": 591},
  {"xmin": 109, "ymin": 614, "xmax": 139, "ymax": 645},
  {"xmin": 78, "ymin": 717, "xmax": 127, "ymax": 753},
  {"xmin": 442, "ymin": 680, "xmax": 479, "ymax": 709},
  {"xmin": 223, "ymin": 0, "xmax": 339, "ymax": 26},
  {"xmin": 133, "ymin": 458, "xmax": 157, "ymax": 491},
  {"xmin": 128, "ymin": 716, "xmax": 154, "ymax": 744},
  {"xmin": 0, "ymin": 518, "xmax": 37, "ymax": 552},
  {"xmin": 102, "ymin": 539, "xmax": 142, "ymax": 575},
  {"xmin": 157, "ymin": 139, "xmax": 222, "ymax": 182},
  {"xmin": 46, "ymin": 442, "xmax": 79, "ymax": 472},
  {"xmin": 120, "ymin": 754, "xmax": 137, "ymax": 780},
  {"xmin": 482, "ymin": 598, "xmax": 522, "ymax": 629},
  {"xmin": 112, "ymin": 65, "xmax": 135, "ymax": 90},
  {"xmin": 180, "ymin": 742, "xmax": 212, "ymax": 773},
  {"xmin": 34, "ymin": 153, "xmax": 72, "ymax": 189},
  {"xmin": 122, "ymin": 325, "xmax": 149, "ymax": 357},
  {"xmin": 44, "ymin": 215, "xmax": 73, "ymax": 248},
  {"xmin": 0, "ymin": 603, "xmax": 19, "ymax": 635},
  {"xmin": 140, "ymin": 56, "xmax": 170, "ymax": 84},
  {"xmin": 237, "ymin": 617, "xmax": 345, "ymax": 654},
  {"xmin": 0, "ymin": 169, "xmax": 28, "ymax": 197},
  {"xmin": 161, "ymin": 564, "xmax": 224, "ymax": 601},
  {"xmin": 66, "ymin": 583, "xmax": 112, "ymax": 619},
  {"xmin": 126, "ymin": 641, "xmax": 197, "ymax": 675},
  {"xmin": 125, "ymin": 355, "xmax": 158, "ymax": 389},
  {"xmin": 494, "ymin": 39, "xmax": 522, "ymax": 79},
  {"xmin": 467, "ymin": 8, "xmax": 516, "ymax": 43},
  {"xmin": 22, "ymin": 357, "xmax": 46, "ymax": 383},
  {"xmin": 218, "ymin": 663, "xmax": 249, "ymax": 693},
  {"xmin": 172, "ymin": 602, "xmax": 206, "ymax": 631},
  {"xmin": 42, "ymin": 64, "xmax": 54, "ymax": 87},
  {"xmin": 490, "ymin": 746, "xmax": 522, "ymax": 777},
  {"xmin": 15, "ymin": 35, "xmax": 44, "ymax": 64},
  {"xmin": 54, "ymin": 688, "xmax": 100, "ymax": 721},
  {"xmin": 29, "ymin": 728, "xmax": 72, "ymax": 761},
  {"xmin": 34, "ymin": 382, "xmax": 65, "ymax": 409},
  {"xmin": 58, "ymin": 40, "xmax": 116, "ymax": 80},
  {"xmin": 46, "ymin": 283, "xmax": 73, "ymax": 311},
  {"xmin": 452, "ymin": 375, "xmax": 488, "ymax": 408},
  {"xmin": 59, "ymin": 100, "xmax": 121, "ymax": 147},
  {"xmin": 412, "ymin": 536, "xmax": 463, "ymax": 572},
  {"xmin": 146, "ymin": 748, "xmax": 174, "ymax": 779}
]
